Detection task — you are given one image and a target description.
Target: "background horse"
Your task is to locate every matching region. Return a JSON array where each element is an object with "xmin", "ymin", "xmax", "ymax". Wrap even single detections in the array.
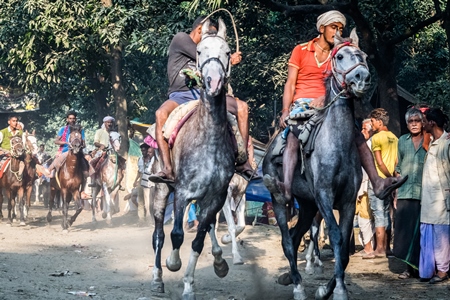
[
  {"xmin": 151, "ymin": 18, "xmax": 235, "ymax": 299},
  {"xmin": 0, "ymin": 136, "xmax": 25, "ymax": 225},
  {"xmin": 90, "ymin": 131, "xmax": 125, "ymax": 225},
  {"xmin": 16, "ymin": 131, "xmax": 39, "ymax": 225},
  {"xmin": 47, "ymin": 125, "xmax": 85, "ymax": 231},
  {"xmin": 263, "ymin": 30, "xmax": 371, "ymax": 300}
]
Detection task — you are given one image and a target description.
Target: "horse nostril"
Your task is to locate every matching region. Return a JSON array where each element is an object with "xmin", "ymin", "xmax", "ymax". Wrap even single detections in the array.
[{"xmin": 365, "ymin": 73, "xmax": 371, "ymax": 82}]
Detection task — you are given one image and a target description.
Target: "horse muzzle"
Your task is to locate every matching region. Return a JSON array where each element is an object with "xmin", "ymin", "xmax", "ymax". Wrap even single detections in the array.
[
  {"xmin": 201, "ymin": 62, "xmax": 226, "ymax": 97},
  {"xmin": 348, "ymin": 67, "xmax": 371, "ymax": 98}
]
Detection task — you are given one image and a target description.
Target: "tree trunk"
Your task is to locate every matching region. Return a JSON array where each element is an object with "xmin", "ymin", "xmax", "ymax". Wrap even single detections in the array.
[
  {"xmin": 110, "ymin": 44, "xmax": 129, "ymax": 158},
  {"xmin": 91, "ymin": 73, "xmax": 110, "ymax": 126},
  {"xmin": 374, "ymin": 46, "xmax": 401, "ymax": 136}
]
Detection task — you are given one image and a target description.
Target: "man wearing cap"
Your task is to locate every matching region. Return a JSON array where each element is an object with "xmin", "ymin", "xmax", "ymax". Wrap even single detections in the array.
[
  {"xmin": 276, "ymin": 10, "xmax": 406, "ymax": 203},
  {"xmin": 150, "ymin": 16, "xmax": 253, "ymax": 184},
  {"xmin": 46, "ymin": 110, "xmax": 91, "ymax": 198}
]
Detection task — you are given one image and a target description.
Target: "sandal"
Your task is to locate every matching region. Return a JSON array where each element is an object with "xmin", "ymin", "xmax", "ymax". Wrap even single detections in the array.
[{"xmin": 398, "ymin": 271, "xmax": 411, "ymax": 279}]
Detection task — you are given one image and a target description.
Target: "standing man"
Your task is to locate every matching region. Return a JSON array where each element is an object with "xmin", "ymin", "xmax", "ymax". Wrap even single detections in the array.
[
  {"xmin": 419, "ymin": 108, "xmax": 450, "ymax": 284},
  {"xmin": 368, "ymin": 108, "xmax": 398, "ymax": 258},
  {"xmin": 150, "ymin": 17, "xmax": 251, "ymax": 183},
  {"xmin": 46, "ymin": 111, "xmax": 90, "ymax": 198},
  {"xmin": 356, "ymin": 119, "xmax": 376, "ymax": 259},
  {"xmin": 276, "ymin": 10, "xmax": 406, "ymax": 203},
  {"xmin": 134, "ymin": 143, "xmax": 156, "ymax": 226},
  {"xmin": 394, "ymin": 107, "xmax": 427, "ymax": 278}
]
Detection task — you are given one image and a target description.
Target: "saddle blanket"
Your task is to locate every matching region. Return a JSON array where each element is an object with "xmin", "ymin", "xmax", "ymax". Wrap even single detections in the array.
[
  {"xmin": 0, "ymin": 158, "xmax": 11, "ymax": 179},
  {"xmin": 145, "ymin": 100, "xmax": 247, "ymax": 165}
]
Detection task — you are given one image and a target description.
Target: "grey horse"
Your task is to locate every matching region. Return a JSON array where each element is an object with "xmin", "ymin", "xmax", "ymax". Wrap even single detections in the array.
[
  {"xmin": 150, "ymin": 18, "xmax": 235, "ymax": 300},
  {"xmin": 263, "ymin": 30, "xmax": 372, "ymax": 300}
]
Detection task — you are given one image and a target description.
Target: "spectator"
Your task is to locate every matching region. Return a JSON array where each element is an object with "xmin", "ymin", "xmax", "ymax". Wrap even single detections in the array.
[
  {"xmin": 419, "ymin": 108, "xmax": 450, "ymax": 284},
  {"xmin": 394, "ymin": 107, "xmax": 427, "ymax": 279},
  {"xmin": 356, "ymin": 119, "xmax": 376, "ymax": 259},
  {"xmin": 368, "ymin": 108, "xmax": 398, "ymax": 258},
  {"xmin": 134, "ymin": 143, "xmax": 156, "ymax": 226}
]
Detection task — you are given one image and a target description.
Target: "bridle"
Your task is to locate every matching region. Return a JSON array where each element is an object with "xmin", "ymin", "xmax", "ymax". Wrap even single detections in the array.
[
  {"xmin": 10, "ymin": 136, "xmax": 24, "ymax": 158},
  {"xmin": 330, "ymin": 42, "xmax": 369, "ymax": 90},
  {"xmin": 69, "ymin": 132, "xmax": 82, "ymax": 152},
  {"xmin": 197, "ymin": 35, "xmax": 231, "ymax": 85}
]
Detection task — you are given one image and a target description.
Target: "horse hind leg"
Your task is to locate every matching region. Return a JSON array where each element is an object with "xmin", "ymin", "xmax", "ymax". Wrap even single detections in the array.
[
  {"xmin": 221, "ymin": 192, "xmax": 243, "ymax": 265},
  {"xmin": 68, "ymin": 192, "xmax": 83, "ymax": 226}
]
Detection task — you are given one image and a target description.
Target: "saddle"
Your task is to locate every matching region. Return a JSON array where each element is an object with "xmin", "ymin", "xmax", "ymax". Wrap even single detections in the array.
[
  {"xmin": 271, "ymin": 109, "xmax": 326, "ymax": 168},
  {"xmin": 145, "ymin": 100, "xmax": 247, "ymax": 165},
  {"xmin": 0, "ymin": 157, "xmax": 11, "ymax": 179}
]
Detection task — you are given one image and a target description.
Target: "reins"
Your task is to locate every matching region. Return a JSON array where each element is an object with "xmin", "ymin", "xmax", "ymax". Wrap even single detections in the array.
[{"xmin": 202, "ymin": 8, "xmax": 239, "ymax": 52}]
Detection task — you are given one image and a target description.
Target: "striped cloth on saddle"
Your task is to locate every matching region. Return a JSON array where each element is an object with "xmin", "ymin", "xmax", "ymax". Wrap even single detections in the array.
[{"xmin": 145, "ymin": 100, "xmax": 247, "ymax": 165}]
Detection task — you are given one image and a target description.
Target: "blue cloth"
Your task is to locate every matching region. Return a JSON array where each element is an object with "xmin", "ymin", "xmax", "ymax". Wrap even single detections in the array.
[
  {"xmin": 188, "ymin": 202, "xmax": 197, "ymax": 222},
  {"xmin": 419, "ymin": 223, "xmax": 436, "ymax": 279},
  {"xmin": 169, "ymin": 89, "xmax": 200, "ymax": 105},
  {"xmin": 57, "ymin": 126, "xmax": 85, "ymax": 153}
]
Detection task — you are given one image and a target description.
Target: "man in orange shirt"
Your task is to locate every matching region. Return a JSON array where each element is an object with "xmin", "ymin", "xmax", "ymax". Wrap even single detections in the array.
[{"xmin": 278, "ymin": 10, "xmax": 406, "ymax": 203}]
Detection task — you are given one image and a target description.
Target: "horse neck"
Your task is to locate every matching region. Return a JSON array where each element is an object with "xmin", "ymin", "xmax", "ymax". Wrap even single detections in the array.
[
  {"xmin": 196, "ymin": 89, "xmax": 228, "ymax": 127},
  {"xmin": 324, "ymin": 79, "xmax": 355, "ymax": 131}
]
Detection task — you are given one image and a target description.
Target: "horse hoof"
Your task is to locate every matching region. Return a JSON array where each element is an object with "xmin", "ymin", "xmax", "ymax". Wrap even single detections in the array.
[
  {"xmin": 150, "ymin": 280, "xmax": 165, "ymax": 293},
  {"xmin": 102, "ymin": 212, "xmax": 107, "ymax": 219},
  {"xmin": 221, "ymin": 234, "xmax": 231, "ymax": 244},
  {"xmin": 213, "ymin": 259, "xmax": 229, "ymax": 278},
  {"xmin": 278, "ymin": 272, "xmax": 293, "ymax": 286},
  {"xmin": 182, "ymin": 292, "xmax": 196, "ymax": 300},
  {"xmin": 165, "ymin": 257, "xmax": 182, "ymax": 272},
  {"xmin": 305, "ymin": 266, "xmax": 314, "ymax": 275},
  {"xmin": 233, "ymin": 255, "xmax": 244, "ymax": 265},
  {"xmin": 19, "ymin": 221, "xmax": 26, "ymax": 226},
  {"xmin": 293, "ymin": 284, "xmax": 307, "ymax": 300},
  {"xmin": 6, "ymin": 222, "xmax": 12, "ymax": 227},
  {"xmin": 315, "ymin": 285, "xmax": 327, "ymax": 300},
  {"xmin": 46, "ymin": 213, "xmax": 52, "ymax": 223},
  {"xmin": 62, "ymin": 229, "xmax": 69, "ymax": 234}
]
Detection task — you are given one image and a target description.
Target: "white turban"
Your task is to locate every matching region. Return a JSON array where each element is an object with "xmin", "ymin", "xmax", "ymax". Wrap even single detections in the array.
[
  {"xmin": 316, "ymin": 10, "xmax": 346, "ymax": 32},
  {"xmin": 103, "ymin": 116, "xmax": 115, "ymax": 123}
]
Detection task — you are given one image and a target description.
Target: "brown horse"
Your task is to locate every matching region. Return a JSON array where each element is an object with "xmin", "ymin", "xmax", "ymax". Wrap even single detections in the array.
[
  {"xmin": 16, "ymin": 132, "xmax": 39, "ymax": 225},
  {"xmin": 0, "ymin": 136, "xmax": 25, "ymax": 225},
  {"xmin": 90, "ymin": 131, "xmax": 125, "ymax": 226},
  {"xmin": 47, "ymin": 125, "xmax": 85, "ymax": 231}
]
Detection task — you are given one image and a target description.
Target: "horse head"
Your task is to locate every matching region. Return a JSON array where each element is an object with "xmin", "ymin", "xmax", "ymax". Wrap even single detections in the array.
[
  {"xmin": 68, "ymin": 124, "xmax": 83, "ymax": 154},
  {"xmin": 331, "ymin": 29, "xmax": 370, "ymax": 98},
  {"xmin": 109, "ymin": 131, "xmax": 121, "ymax": 153},
  {"xmin": 10, "ymin": 136, "xmax": 24, "ymax": 157},
  {"xmin": 24, "ymin": 131, "xmax": 39, "ymax": 156},
  {"xmin": 197, "ymin": 18, "xmax": 231, "ymax": 97}
]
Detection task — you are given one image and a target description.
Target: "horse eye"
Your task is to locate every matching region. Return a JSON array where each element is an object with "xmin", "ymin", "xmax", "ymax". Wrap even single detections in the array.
[{"xmin": 337, "ymin": 54, "xmax": 344, "ymax": 60}]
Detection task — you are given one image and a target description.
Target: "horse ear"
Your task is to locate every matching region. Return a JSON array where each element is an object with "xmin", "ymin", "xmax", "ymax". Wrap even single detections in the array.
[
  {"xmin": 201, "ymin": 19, "xmax": 210, "ymax": 38},
  {"xmin": 217, "ymin": 17, "xmax": 227, "ymax": 39},
  {"xmin": 349, "ymin": 28, "xmax": 359, "ymax": 47}
]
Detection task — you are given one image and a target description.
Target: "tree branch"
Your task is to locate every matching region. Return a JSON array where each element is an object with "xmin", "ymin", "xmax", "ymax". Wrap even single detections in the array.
[
  {"xmin": 255, "ymin": 0, "xmax": 350, "ymax": 16},
  {"xmin": 387, "ymin": 12, "xmax": 443, "ymax": 45}
]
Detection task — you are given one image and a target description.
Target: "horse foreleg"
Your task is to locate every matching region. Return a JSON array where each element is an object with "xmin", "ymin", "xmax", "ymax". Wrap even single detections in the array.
[
  {"xmin": 47, "ymin": 188, "xmax": 56, "ymax": 223},
  {"xmin": 221, "ymin": 194, "xmax": 243, "ymax": 265},
  {"xmin": 101, "ymin": 183, "xmax": 112, "ymax": 225},
  {"xmin": 209, "ymin": 222, "xmax": 229, "ymax": 277},
  {"xmin": 18, "ymin": 188, "xmax": 27, "ymax": 226},
  {"xmin": 0, "ymin": 191, "xmax": 4, "ymax": 220},
  {"xmin": 166, "ymin": 195, "xmax": 185, "ymax": 272},
  {"xmin": 7, "ymin": 190, "xmax": 15, "ymax": 225},
  {"xmin": 69, "ymin": 191, "xmax": 83, "ymax": 226},
  {"xmin": 61, "ymin": 191, "xmax": 70, "ymax": 231},
  {"xmin": 90, "ymin": 185, "xmax": 100, "ymax": 223}
]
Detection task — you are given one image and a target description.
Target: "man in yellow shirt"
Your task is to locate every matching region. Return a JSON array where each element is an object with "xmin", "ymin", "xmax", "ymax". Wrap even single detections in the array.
[{"xmin": 369, "ymin": 108, "xmax": 398, "ymax": 258}]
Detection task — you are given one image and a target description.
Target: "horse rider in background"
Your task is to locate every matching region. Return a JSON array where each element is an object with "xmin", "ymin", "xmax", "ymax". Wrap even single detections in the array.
[
  {"xmin": 0, "ymin": 115, "xmax": 25, "ymax": 175},
  {"xmin": 90, "ymin": 116, "xmax": 126, "ymax": 187},
  {"xmin": 150, "ymin": 16, "xmax": 254, "ymax": 184},
  {"xmin": 46, "ymin": 110, "xmax": 91, "ymax": 199},
  {"xmin": 277, "ymin": 10, "xmax": 407, "ymax": 203}
]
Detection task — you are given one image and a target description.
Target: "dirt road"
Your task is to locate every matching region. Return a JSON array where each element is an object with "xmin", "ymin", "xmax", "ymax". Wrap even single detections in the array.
[{"xmin": 0, "ymin": 200, "xmax": 449, "ymax": 300}]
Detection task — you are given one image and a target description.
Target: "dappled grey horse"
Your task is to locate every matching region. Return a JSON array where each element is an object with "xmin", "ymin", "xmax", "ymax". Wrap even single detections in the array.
[
  {"xmin": 263, "ymin": 30, "xmax": 371, "ymax": 300},
  {"xmin": 151, "ymin": 18, "xmax": 235, "ymax": 300}
]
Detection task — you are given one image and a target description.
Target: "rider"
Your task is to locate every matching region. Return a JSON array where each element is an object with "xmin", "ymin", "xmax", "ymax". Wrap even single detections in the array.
[
  {"xmin": 150, "ymin": 16, "xmax": 254, "ymax": 184},
  {"xmin": 90, "ymin": 116, "xmax": 126, "ymax": 187},
  {"xmin": 46, "ymin": 110, "xmax": 91, "ymax": 198},
  {"xmin": 0, "ymin": 115, "xmax": 25, "ymax": 174},
  {"xmin": 277, "ymin": 10, "xmax": 406, "ymax": 202}
]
